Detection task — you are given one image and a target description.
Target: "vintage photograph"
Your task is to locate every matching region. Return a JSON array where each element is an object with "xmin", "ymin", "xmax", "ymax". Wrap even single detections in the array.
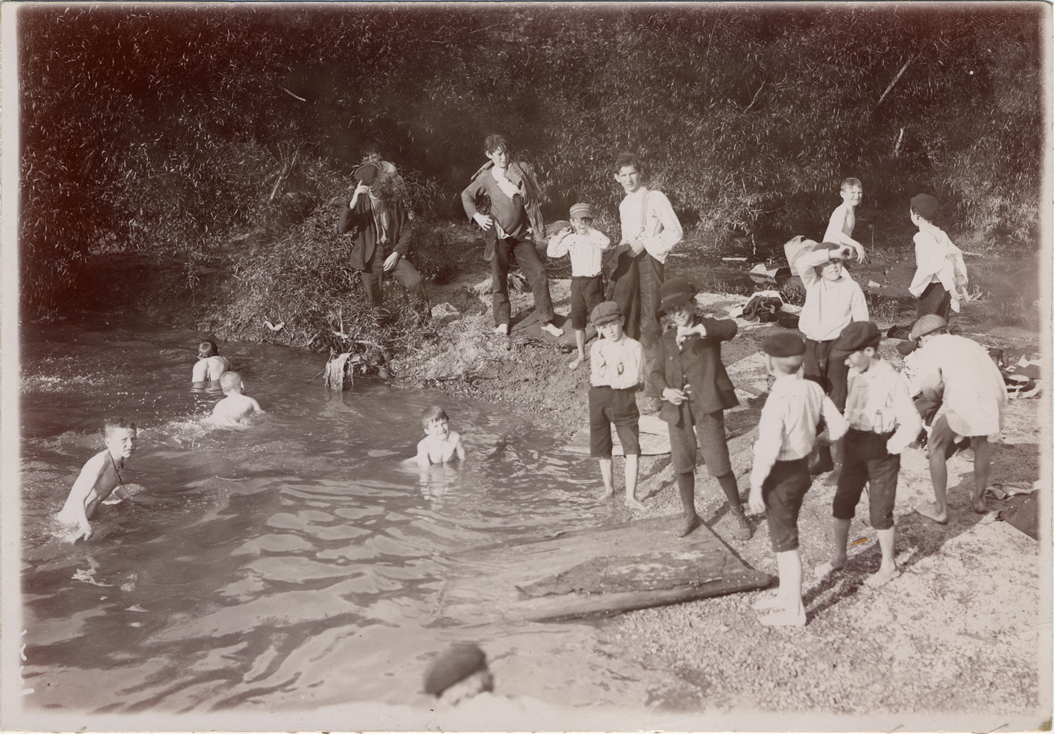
[{"xmin": 2, "ymin": 2, "xmax": 1049, "ymax": 731}]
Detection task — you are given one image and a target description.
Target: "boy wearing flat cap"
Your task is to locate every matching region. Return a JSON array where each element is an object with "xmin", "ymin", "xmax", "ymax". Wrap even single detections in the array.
[
  {"xmin": 748, "ymin": 333, "xmax": 847, "ymax": 626},
  {"xmin": 337, "ymin": 161, "xmax": 427, "ymax": 309},
  {"xmin": 908, "ymin": 194, "xmax": 969, "ymax": 323},
  {"xmin": 589, "ymin": 301, "xmax": 646, "ymax": 510},
  {"xmin": 548, "ymin": 203, "xmax": 611, "ymax": 369},
  {"xmin": 815, "ymin": 321, "xmax": 921, "ymax": 588},
  {"xmin": 651, "ymin": 278, "xmax": 750, "ymax": 539},
  {"xmin": 908, "ymin": 315, "xmax": 1007, "ymax": 524}
]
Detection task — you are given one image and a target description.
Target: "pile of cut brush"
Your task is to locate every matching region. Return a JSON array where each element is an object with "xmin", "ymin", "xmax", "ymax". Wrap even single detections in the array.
[{"xmin": 319, "ymin": 341, "xmax": 392, "ymax": 391}]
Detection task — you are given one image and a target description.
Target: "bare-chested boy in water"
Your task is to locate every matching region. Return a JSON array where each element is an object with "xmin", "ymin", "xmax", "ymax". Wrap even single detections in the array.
[
  {"xmin": 210, "ymin": 371, "xmax": 264, "ymax": 427},
  {"xmin": 191, "ymin": 340, "xmax": 231, "ymax": 387},
  {"xmin": 56, "ymin": 418, "xmax": 137, "ymax": 542},
  {"xmin": 416, "ymin": 406, "xmax": 466, "ymax": 469}
]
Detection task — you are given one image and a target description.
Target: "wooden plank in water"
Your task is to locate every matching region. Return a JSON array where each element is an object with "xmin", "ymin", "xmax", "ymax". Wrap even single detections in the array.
[{"xmin": 430, "ymin": 516, "xmax": 773, "ymax": 625}]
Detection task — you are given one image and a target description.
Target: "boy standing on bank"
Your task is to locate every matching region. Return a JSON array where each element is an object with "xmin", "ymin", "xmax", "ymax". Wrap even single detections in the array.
[
  {"xmin": 547, "ymin": 203, "xmax": 610, "ymax": 369},
  {"xmin": 823, "ymin": 178, "xmax": 867, "ymax": 262},
  {"xmin": 652, "ymin": 278, "xmax": 751, "ymax": 539},
  {"xmin": 589, "ymin": 301, "xmax": 647, "ymax": 510},
  {"xmin": 56, "ymin": 418, "xmax": 138, "ymax": 542},
  {"xmin": 815, "ymin": 322, "xmax": 922, "ymax": 587},
  {"xmin": 908, "ymin": 194, "xmax": 969, "ymax": 323},
  {"xmin": 748, "ymin": 334, "xmax": 847, "ymax": 626}
]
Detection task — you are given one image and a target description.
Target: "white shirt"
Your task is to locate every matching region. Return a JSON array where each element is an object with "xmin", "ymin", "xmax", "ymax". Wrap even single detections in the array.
[
  {"xmin": 913, "ymin": 333, "xmax": 1007, "ymax": 437},
  {"xmin": 843, "ymin": 358, "xmax": 923, "ymax": 455},
  {"xmin": 796, "ymin": 247, "xmax": 869, "ymax": 341},
  {"xmin": 619, "ymin": 187, "xmax": 682, "ymax": 264},
  {"xmin": 547, "ymin": 228, "xmax": 610, "ymax": 277},
  {"xmin": 590, "ymin": 335, "xmax": 644, "ymax": 391}
]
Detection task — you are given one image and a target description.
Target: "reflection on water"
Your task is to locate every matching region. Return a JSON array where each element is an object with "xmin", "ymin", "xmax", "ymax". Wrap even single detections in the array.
[{"xmin": 17, "ymin": 319, "xmax": 626, "ymax": 715}]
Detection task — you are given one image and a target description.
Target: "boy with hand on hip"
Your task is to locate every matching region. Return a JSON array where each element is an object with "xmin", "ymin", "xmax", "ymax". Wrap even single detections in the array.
[
  {"xmin": 815, "ymin": 321, "xmax": 922, "ymax": 588},
  {"xmin": 210, "ymin": 371, "xmax": 264, "ymax": 427},
  {"xmin": 651, "ymin": 278, "xmax": 750, "ymax": 539},
  {"xmin": 547, "ymin": 202, "xmax": 610, "ymax": 369},
  {"xmin": 823, "ymin": 178, "xmax": 867, "ymax": 262},
  {"xmin": 416, "ymin": 406, "xmax": 466, "ymax": 469},
  {"xmin": 748, "ymin": 334, "xmax": 847, "ymax": 626},
  {"xmin": 56, "ymin": 418, "xmax": 138, "ymax": 542},
  {"xmin": 589, "ymin": 301, "xmax": 646, "ymax": 510}
]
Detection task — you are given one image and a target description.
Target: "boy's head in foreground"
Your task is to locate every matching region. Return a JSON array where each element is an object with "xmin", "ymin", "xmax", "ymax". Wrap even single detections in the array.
[
  {"xmin": 831, "ymin": 321, "xmax": 882, "ymax": 373},
  {"xmin": 103, "ymin": 418, "xmax": 138, "ymax": 460},
  {"xmin": 840, "ymin": 177, "xmax": 863, "ymax": 205},
  {"xmin": 815, "ymin": 242, "xmax": 848, "ymax": 281},
  {"xmin": 909, "ymin": 194, "xmax": 939, "ymax": 226},
  {"xmin": 761, "ymin": 333, "xmax": 806, "ymax": 376},
  {"xmin": 590, "ymin": 301, "xmax": 624, "ymax": 341},
  {"xmin": 614, "ymin": 152, "xmax": 643, "ymax": 195},
  {"xmin": 568, "ymin": 202, "xmax": 595, "ymax": 235},
  {"xmin": 219, "ymin": 371, "xmax": 244, "ymax": 395},
  {"xmin": 198, "ymin": 340, "xmax": 219, "ymax": 359},
  {"xmin": 657, "ymin": 278, "xmax": 698, "ymax": 328},
  {"xmin": 424, "ymin": 643, "xmax": 494, "ymax": 705},
  {"xmin": 421, "ymin": 405, "xmax": 450, "ymax": 439},
  {"xmin": 908, "ymin": 314, "xmax": 948, "ymax": 345}
]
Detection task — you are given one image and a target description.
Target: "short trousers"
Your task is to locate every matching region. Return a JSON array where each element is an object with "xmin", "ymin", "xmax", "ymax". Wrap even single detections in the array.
[
  {"xmin": 917, "ymin": 281, "xmax": 951, "ymax": 322},
  {"xmin": 761, "ymin": 458, "xmax": 811, "ymax": 553},
  {"xmin": 804, "ymin": 338, "xmax": 850, "ymax": 411},
  {"xmin": 571, "ymin": 274, "xmax": 605, "ymax": 331},
  {"xmin": 589, "ymin": 385, "xmax": 641, "ymax": 457},
  {"xmin": 668, "ymin": 408, "xmax": 732, "ymax": 477},
  {"xmin": 833, "ymin": 429, "xmax": 899, "ymax": 530},
  {"xmin": 928, "ymin": 414, "xmax": 978, "ymax": 459}
]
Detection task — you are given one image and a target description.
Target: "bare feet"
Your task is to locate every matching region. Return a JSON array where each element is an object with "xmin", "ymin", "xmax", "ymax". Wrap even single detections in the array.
[
  {"xmin": 814, "ymin": 559, "xmax": 846, "ymax": 579},
  {"xmin": 758, "ymin": 604, "xmax": 807, "ymax": 627},
  {"xmin": 679, "ymin": 514, "xmax": 702, "ymax": 538},
  {"xmin": 969, "ymin": 489, "xmax": 987, "ymax": 514},
  {"xmin": 568, "ymin": 355, "xmax": 583, "ymax": 370},
  {"xmin": 495, "ymin": 323, "xmax": 509, "ymax": 336},
  {"xmin": 625, "ymin": 495, "xmax": 646, "ymax": 511},
  {"xmin": 864, "ymin": 565, "xmax": 902, "ymax": 588},
  {"xmin": 752, "ymin": 593, "xmax": 785, "ymax": 611},
  {"xmin": 729, "ymin": 511, "xmax": 752, "ymax": 540},
  {"xmin": 913, "ymin": 502, "xmax": 948, "ymax": 525},
  {"xmin": 598, "ymin": 487, "xmax": 614, "ymax": 500},
  {"xmin": 541, "ymin": 322, "xmax": 564, "ymax": 337}
]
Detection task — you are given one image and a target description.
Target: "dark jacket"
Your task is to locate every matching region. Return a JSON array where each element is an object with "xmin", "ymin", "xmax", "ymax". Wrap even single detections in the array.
[
  {"xmin": 652, "ymin": 317, "xmax": 740, "ymax": 429},
  {"xmin": 337, "ymin": 196, "xmax": 411, "ymax": 271}
]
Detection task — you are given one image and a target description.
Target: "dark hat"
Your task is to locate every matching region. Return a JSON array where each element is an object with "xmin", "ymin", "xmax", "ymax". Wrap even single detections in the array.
[
  {"xmin": 909, "ymin": 314, "xmax": 947, "ymax": 340},
  {"xmin": 761, "ymin": 332, "xmax": 805, "ymax": 357},
  {"xmin": 590, "ymin": 300, "xmax": 622, "ymax": 327},
  {"xmin": 910, "ymin": 194, "xmax": 939, "ymax": 223},
  {"xmin": 658, "ymin": 278, "xmax": 697, "ymax": 315},
  {"xmin": 353, "ymin": 163, "xmax": 379, "ymax": 185},
  {"xmin": 569, "ymin": 203, "xmax": 594, "ymax": 219},
  {"xmin": 831, "ymin": 321, "xmax": 882, "ymax": 359},
  {"xmin": 424, "ymin": 644, "xmax": 488, "ymax": 697}
]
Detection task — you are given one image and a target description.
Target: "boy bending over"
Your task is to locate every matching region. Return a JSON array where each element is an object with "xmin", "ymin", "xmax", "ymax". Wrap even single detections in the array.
[
  {"xmin": 56, "ymin": 418, "xmax": 138, "ymax": 541},
  {"xmin": 211, "ymin": 371, "xmax": 264, "ymax": 427},
  {"xmin": 416, "ymin": 406, "xmax": 466, "ymax": 469}
]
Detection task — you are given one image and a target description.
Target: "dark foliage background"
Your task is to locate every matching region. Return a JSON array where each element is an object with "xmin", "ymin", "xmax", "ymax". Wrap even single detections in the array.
[{"xmin": 18, "ymin": 3, "xmax": 1046, "ymax": 331}]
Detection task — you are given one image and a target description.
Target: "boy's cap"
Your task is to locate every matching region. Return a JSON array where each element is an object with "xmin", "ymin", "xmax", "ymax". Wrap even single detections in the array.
[
  {"xmin": 569, "ymin": 203, "xmax": 594, "ymax": 219},
  {"xmin": 590, "ymin": 301, "xmax": 622, "ymax": 326},
  {"xmin": 424, "ymin": 644, "xmax": 488, "ymax": 697},
  {"xmin": 910, "ymin": 194, "xmax": 939, "ymax": 222},
  {"xmin": 657, "ymin": 278, "xmax": 697, "ymax": 315},
  {"xmin": 353, "ymin": 163, "xmax": 379, "ymax": 185},
  {"xmin": 909, "ymin": 314, "xmax": 947, "ymax": 340},
  {"xmin": 831, "ymin": 321, "xmax": 881, "ymax": 359},
  {"xmin": 761, "ymin": 333, "xmax": 805, "ymax": 357}
]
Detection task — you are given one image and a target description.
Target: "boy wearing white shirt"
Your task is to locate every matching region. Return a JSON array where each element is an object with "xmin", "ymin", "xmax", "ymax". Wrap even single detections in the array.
[{"xmin": 908, "ymin": 194, "xmax": 969, "ymax": 321}]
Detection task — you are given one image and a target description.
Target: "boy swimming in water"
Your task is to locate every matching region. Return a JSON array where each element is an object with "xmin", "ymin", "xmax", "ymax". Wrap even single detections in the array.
[
  {"xmin": 56, "ymin": 418, "xmax": 138, "ymax": 542},
  {"xmin": 210, "ymin": 371, "xmax": 264, "ymax": 427},
  {"xmin": 416, "ymin": 406, "xmax": 466, "ymax": 469},
  {"xmin": 191, "ymin": 339, "xmax": 231, "ymax": 387}
]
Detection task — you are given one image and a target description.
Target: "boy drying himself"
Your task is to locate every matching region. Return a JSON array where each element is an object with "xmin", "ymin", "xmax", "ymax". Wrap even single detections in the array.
[
  {"xmin": 416, "ymin": 406, "xmax": 466, "ymax": 469},
  {"xmin": 547, "ymin": 202, "xmax": 610, "ymax": 370},
  {"xmin": 651, "ymin": 278, "xmax": 750, "ymax": 539},
  {"xmin": 815, "ymin": 322, "xmax": 922, "ymax": 588},
  {"xmin": 56, "ymin": 418, "xmax": 138, "ymax": 541},
  {"xmin": 588, "ymin": 301, "xmax": 646, "ymax": 510},
  {"xmin": 908, "ymin": 194, "xmax": 969, "ymax": 322},
  {"xmin": 823, "ymin": 178, "xmax": 867, "ymax": 262},
  {"xmin": 211, "ymin": 371, "xmax": 264, "ymax": 427},
  {"xmin": 748, "ymin": 334, "xmax": 847, "ymax": 627}
]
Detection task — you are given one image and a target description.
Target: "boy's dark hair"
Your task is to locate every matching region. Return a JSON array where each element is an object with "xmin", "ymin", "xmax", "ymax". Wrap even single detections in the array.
[
  {"xmin": 484, "ymin": 134, "xmax": 509, "ymax": 155},
  {"xmin": 198, "ymin": 340, "xmax": 218, "ymax": 358},
  {"xmin": 421, "ymin": 405, "xmax": 449, "ymax": 424},
  {"xmin": 103, "ymin": 417, "xmax": 137, "ymax": 436},
  {"xmin": 910, "ymin": 194, "xmax": 940, "ymax": 223},
  {"xmin": 840, "ymin": 177, "xmax": 862, "ymax": 191},
  {"xmin": 615, "ymin": 152, "xmax": 642, "ymax": 175}
]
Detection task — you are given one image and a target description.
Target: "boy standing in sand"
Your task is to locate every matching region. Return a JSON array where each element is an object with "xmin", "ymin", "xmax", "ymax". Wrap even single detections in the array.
[
  {"xmin": 588, "ymin": 301, "xmax": 646, "ymax": 510},
  {"xmin": 210, "ymin": 371, "xmax": 264, "ymax": 427},
  {"xmin": 547, "ymin": 202, "xmax": 610, "ymax": 370},
  {"xmin": 56, "ymin": 418, "xmax": 138, "ymax": 541},
  {"xmin": 651, "ymin": 278, "xmax": 751, "ymax": 539},
  {"xmin": 748, "ymin": 334, "xmax": 847, "ymax": 626},
  {"xmin": 416, "ymin": 406, "xmax": 466, "ymax": 469},
  {"xmin": 814, "ymin": 322, "xmax": 922, "ymax": 587},
  {"xmin": 823, "ymin": 178, "xmax": 867, "ymax": 262},
  {"xmin": 908, "ymin": 194, "xmax": 969, "ymax": 322},
  {"xmin": 191, "ymin": 340, "xmax": 231, "ymax": 386}
]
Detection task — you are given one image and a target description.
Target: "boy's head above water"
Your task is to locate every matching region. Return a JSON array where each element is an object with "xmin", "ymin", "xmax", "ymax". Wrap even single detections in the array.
[
  {"xmin": 219, "ymin": 371, "xmax": 243, "ymax": 394},
  {"xmin": 103, "ymin": 418, "xmax": 137, "ymax": 458},
  {"xmin": 421, "ymin": 406, "xmax": 450, "ymax": 437},
  {"xmin": 198, "ymin": 340, "xmax": 219, "ymax": 359}
]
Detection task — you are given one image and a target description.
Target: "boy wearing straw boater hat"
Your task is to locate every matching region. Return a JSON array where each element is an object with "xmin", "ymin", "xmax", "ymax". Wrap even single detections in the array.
[
  {"xmin": 547, "ymin": 202, "xmax": 611, "ymax": 369},
  {"xmin": 651, "ymin": 278, "xmax": 751, "ymax": 540}
]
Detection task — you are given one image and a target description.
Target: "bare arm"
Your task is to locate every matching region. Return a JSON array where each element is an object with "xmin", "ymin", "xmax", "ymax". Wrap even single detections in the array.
[
  {"xmin": 61, "ymin": 454, "xmax": 108, "ymax": 540},
  {"xmin": 415, "ymin": 439, "xmax": 432, "ymax": 469},
  {"xmin": 191, "ymin": 359, "xmax": 208, "ymax": 383}
]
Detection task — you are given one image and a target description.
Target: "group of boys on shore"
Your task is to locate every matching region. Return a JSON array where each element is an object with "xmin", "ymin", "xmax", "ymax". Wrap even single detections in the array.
[{"xmin": 57, "ymin": 149, "xmax": 1007, "ymax": 631}]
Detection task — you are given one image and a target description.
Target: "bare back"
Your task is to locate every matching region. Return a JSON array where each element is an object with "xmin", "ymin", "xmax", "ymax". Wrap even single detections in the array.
[{"xmin": 192, "ymin": 355, "xmax": 231, "ymax": 383}]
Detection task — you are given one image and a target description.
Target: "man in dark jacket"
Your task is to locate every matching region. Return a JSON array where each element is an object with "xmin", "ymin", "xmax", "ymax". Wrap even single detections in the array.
[
  {"xmin": 651, "ymin": 278, "xmax": 752, "ymax": 539},
  {"xmin": 337, "ymin": 162, "xmax": 427, "ymax": 308}
]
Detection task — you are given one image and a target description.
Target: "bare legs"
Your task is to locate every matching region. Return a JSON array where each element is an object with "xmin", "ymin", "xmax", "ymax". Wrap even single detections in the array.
[
  {"xmin": 599, "ymin": 455, "xmax": 644, "ymax": 510},
  {"xmin": 815, "ymin": 518, "xmax": 900, "ymax": 587},
  {"xmin": 754, "ymin": 550, "xmax": 807, "ymax": 626},
  {"xmin": 569, "ymin": 329, "xmax": 586, "ymax": 370}
]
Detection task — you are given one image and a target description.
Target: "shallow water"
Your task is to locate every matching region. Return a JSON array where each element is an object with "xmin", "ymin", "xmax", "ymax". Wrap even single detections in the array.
[{"xmin": 16, "ymin": 319, "xmax": 635, "ymax": 716}]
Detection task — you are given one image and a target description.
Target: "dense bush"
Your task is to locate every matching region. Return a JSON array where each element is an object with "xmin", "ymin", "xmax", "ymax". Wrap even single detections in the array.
[{"xmin": 17, "ymin": 3, "xmax": 1046, "ymax": 323}]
